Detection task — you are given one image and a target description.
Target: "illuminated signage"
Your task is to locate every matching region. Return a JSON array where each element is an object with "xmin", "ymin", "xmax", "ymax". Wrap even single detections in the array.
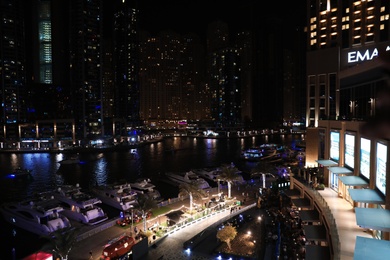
[
  {"xmin": 344, "ymin": 133, "xmax": 355, "ymax": 169},
  {"xmin": 347, "ymin": 46, "xmax": 390, "ymax": 63},
  {"xmin": 376, "ymin": 142, "xmax": 387, "ymax": 196},
  {"xmin": 330, "ymin": 131, "xmax": 340, "ymax": 161},
  {"xmin": 348, "ymin": 48, "xmax": 378, "ymax": 63},
  {"xmin": 360, "ymin": 138, "xmax": 370, "ymax": 180}
]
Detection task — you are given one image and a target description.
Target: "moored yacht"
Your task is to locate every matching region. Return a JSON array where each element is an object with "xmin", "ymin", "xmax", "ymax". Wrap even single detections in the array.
[
  {"xmin": 129, "ymin": 178, "xmax": 163, "ymax": 202},
  {"xmin": 0, "ymin": 195, "xmax": 71, "ymax": 236},
  {"xmin": 58, "ymin": 155, "xmax": 81, "ymax": 165},
  {"xmin": 240, "ymin": 143, "xmax": 280, "ymax": 161},
  {"xmin": 51, "ymin": 183, "xmax": 108, "ymax": 225},
  {"xmin": 165, "ymin": 171, "xmax": 210, "ymax": 189},
  {"xmin": 190, "ymin": 168, "xmax": 222, "ymax": 183},
  {"xmin": 91, "ymin": 183, "xmax": 138, "ymax": 211}
]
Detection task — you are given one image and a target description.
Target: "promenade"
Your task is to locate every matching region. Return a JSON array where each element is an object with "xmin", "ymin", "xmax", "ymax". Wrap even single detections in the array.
[
  {"xmin": 63, "ymin": 180, "xmax": 372, "ymax": 260},
  {"xmin": 68, "ymin": 185, "xmax": 258, "ymax": 260}
]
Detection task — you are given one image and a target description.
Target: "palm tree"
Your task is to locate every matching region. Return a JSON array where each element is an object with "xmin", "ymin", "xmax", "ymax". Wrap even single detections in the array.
[
  {"xmin": 41, "ymin": 227, "xmax": 79, "ymax": 260},
  {"xmin": 136, "ymin": 193, "xmax": 158, "ymax": 232},
  {"xmin": 251, "ymin": 160, "xmax": 275, "ymax": 175},
  {"xmin": 178, "ymin": 181, "xmax": 207, "ymax": 214},
  {"xmin": 219, "ymin": 163, "xmax": 242, "ymax": 199},
  {"xmin": 216, "ymin": 225, "xmax": 237, "ymax": 250}
]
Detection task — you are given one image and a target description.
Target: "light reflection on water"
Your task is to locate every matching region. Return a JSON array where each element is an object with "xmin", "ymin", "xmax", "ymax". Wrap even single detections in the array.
[
  {"xmin": 0, "ymin": 134, "xmax": 304, "ymax": 204},
  {"xmin": 0, "ymin": 134, "xmax": 305, "ymax": 260}
]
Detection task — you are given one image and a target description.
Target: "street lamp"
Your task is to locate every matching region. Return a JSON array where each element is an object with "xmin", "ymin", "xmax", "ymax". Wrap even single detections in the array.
[{"xmin": 131, "ymin": 208, "xmax": 134, "ymax": 235}]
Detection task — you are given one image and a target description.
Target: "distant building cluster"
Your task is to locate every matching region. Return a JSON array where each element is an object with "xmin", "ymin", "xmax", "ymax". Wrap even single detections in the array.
[{"xmin": 0, "ymin": 0, "xmax": 305, "ymax": 148}]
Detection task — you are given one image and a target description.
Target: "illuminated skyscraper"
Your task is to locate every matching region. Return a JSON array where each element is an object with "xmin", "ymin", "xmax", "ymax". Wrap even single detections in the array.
[
  {"xmin": 306, "ymin": 0, "xmax": 390, "ymax": 127},
  {"xmin": 37, "ymin": 0, "xmax": 52, "ymax": 84},
  {"xmin": 69, "ymin": 0, "xmax": 104, "ymax": 139},
  {"xmin": 0, "ymin": 0, "xmax": 27, "ymax": 139},
  {"xmin": 113, "ymin": 0, "xmax": 140, "ymax": 128},
  {"xmin": 139, "ymin": 30, "xmax": 183, "ymax": 124}
]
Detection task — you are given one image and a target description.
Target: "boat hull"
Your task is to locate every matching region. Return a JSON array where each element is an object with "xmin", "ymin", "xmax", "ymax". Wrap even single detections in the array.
[{"xmin": 0, "ymin": 203, "xmax": 71, "ymax": 236}]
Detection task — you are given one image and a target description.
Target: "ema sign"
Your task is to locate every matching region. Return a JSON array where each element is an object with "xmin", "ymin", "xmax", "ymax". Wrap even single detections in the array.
[{"xmin": 347, "ymin": 46, "xmax": 390, "ymax": 63}]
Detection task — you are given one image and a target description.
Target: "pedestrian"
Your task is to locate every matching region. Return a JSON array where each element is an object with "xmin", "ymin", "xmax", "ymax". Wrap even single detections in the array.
[{"xmin": 89, "ymin": 251, "xmax": 93, "ymax": 259}]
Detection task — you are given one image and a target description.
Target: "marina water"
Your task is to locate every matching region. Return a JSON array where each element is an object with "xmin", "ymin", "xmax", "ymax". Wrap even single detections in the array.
[{"xmin": 0, "ymin": 134, "xmax": 304, "ymax": 259}]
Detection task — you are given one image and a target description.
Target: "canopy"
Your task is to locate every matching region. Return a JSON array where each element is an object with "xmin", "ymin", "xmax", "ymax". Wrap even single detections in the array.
[
  {"xmin": 354, "ymin": 236, "xmax": 390, "ymax": 260},
  {"xmin": 327, "ymin": 166, "xmax": 353, "ymax": 175},
  {"xmin": 339, "ymin": 176, "xmax": 368, "ymax": 187},
  {"xmin": 316, "ymin": 159, "xmax": 338, "ymax": 167},
  {"xmin": 349, "ymin": 189, "xmax": 385, "ymax": 204},
  {"xmin": 355, "ymin": 207, "xmax": 390, "ymax": 231}
]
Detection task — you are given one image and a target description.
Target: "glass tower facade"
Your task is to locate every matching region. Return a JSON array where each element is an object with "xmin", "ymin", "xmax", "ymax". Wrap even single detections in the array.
[{"xmin": 38, "ymin": 0, "xmax": 52, "ymax": 84}]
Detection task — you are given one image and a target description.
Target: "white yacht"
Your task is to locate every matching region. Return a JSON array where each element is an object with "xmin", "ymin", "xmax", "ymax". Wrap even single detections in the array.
[
  {"xmin": 195, "ymin": 166, "xmax": 246, "ymax": 185},
  {"xmin": 190, "ymin": 168, "xmax": 222, "ymax": 183},
  {"xmin": 91, "ymin": 182, "xmax": 138, "ymax": 211},
  {"xmin": 129, "ymin": 178, "xmax": 163, "ymax": 202},
  {"xmin": 0, "ymin": 195, "xmax": 71, "ymax": 236},
  {"xmin": 165, "ymin": 171, "xmax": 210, "ymax": 189},
  {"xmin": 58, "ymin": 155, "xmax": 80, "ymax": 165},
  {"xmin": 51, "ymin": 184, "xmax": 108, "ymax": 225}
]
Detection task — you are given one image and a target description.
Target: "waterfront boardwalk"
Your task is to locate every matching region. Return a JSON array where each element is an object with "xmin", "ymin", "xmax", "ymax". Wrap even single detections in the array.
[
  {"xmin": 66, "ymin": 182, "xmax": 371, "ymax": 260},
  {"xmin": 68, "ymin": 185, "xmax": 257, "ymax": 260}
]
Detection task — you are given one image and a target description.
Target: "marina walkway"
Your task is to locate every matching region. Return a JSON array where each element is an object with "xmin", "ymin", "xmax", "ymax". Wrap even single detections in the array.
[
  {"xmin": 67, "ymin": 184, "xmax": 373, "ymax": 260},
  {"xmin": 318, "ymin": 188, "xmax": 372, "ymax": 260}
]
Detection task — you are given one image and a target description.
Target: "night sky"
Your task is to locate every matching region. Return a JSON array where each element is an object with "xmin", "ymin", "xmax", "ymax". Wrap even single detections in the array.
[{"xmin": 105, "ymin": 0, "xmax": 306, "ymax": 38}]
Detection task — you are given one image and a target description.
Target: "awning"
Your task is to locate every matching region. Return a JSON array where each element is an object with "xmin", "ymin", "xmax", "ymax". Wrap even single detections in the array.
[
  {"xmin": 299, "ymin": 209, "xmax": 320, "ymax": 222},
  {"xmin": 305, "ymin": 245, "xmax": 330, "ymax": 260},
  {"xmin": 316, "ymin": 159, "xmax": 338, "ymax": 167},
  {"xmin": 349, "ymin": 189, "xmax": 385, "ymax": 204},
  {"xmin": 354, "ymin": 236, "xmax": 390, "ymax": 260},
  {"xmin": 327, "ymin": 166, "xmax": 353, "ymax": 175},
  {"xmin": 291, "ymin": 198, "xmax": 311, "ymax": 208},
  {"xmin": 339, "ymin": 176, "xmax": 368, "ymax": 186},
  {"xmin": 303, "ymin": 225, "xmax": 327, "ymax": 241},
  {"xmin": 355, "ymin": 207, "xmax": 390, "ymax": 231}
]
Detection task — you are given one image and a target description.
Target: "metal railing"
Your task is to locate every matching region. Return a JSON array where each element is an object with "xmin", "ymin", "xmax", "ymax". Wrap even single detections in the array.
[{"xmin": 291, "ymin": 176, "xmax": 340, "ymax": 260}]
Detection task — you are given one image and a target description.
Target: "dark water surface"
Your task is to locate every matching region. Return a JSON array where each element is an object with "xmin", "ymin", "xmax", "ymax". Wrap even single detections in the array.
[{"xmin": 0, "ymin": 134, "xmax": 304, "ymax": 259}]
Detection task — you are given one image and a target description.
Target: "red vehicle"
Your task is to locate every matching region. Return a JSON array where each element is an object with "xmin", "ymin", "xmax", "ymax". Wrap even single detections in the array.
[{"xmin": 101, "ymin": 235, "xmax": 135, "ymax": 260}]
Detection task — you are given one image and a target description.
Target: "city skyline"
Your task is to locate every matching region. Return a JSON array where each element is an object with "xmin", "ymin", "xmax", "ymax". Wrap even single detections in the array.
[
  {"xmin": 1, "ymin": 0, "xmax": 307, "ymax": 148},
  {"xmin": 107, "ymin": 0, "xmax": 307, "ymax": 38}
]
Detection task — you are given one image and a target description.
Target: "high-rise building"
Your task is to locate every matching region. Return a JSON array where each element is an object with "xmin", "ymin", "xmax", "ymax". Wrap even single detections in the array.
[
  {"xmin": 206, "ymin": 21, "xmax": 243, "ymax": 128},
  {"xmin": 0, "ymin": 0, "xmax": 27, "ymax": 139},
  {"xmin": 181, "ymin": 33, "xmax": 206, "ymax": 121},
  {"xmin": 36, "ymin": 0, "xmax": 52, "ymax": 84},
  {"xmin": 139, "ymin": 30, "xmax": 183, "ymax": 125},
  {"xmin": 306, "ymin": 0, "xmax": 390, "ymax": 127},
  {"xmin": 69, "ymin": 0, "xmax": 104, "ymax": 139},
  {"xmin": 234, "ymin": 30, "xmax": 254, "ymax": 127},
  {"xmin": 113, "ymin": 0, "xmax": 140, "ymax": 129},
  {"xmin": 206, "ymin": 20, "xmax": 229, "ymax": 54},
  {"xmin": 27, "ymin": 0, "xmax": 71, "ymax": 122},
  {"xmin": 305, "ymin": 0, "xmax": 390, "ymax": 251},
  {"xmin": 209, "ymin": 47, "xmax": 241, "ymax": 128},
  {"xmin": 101, "ymin": 39, "xmax": 115, "ymax": 135}
]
